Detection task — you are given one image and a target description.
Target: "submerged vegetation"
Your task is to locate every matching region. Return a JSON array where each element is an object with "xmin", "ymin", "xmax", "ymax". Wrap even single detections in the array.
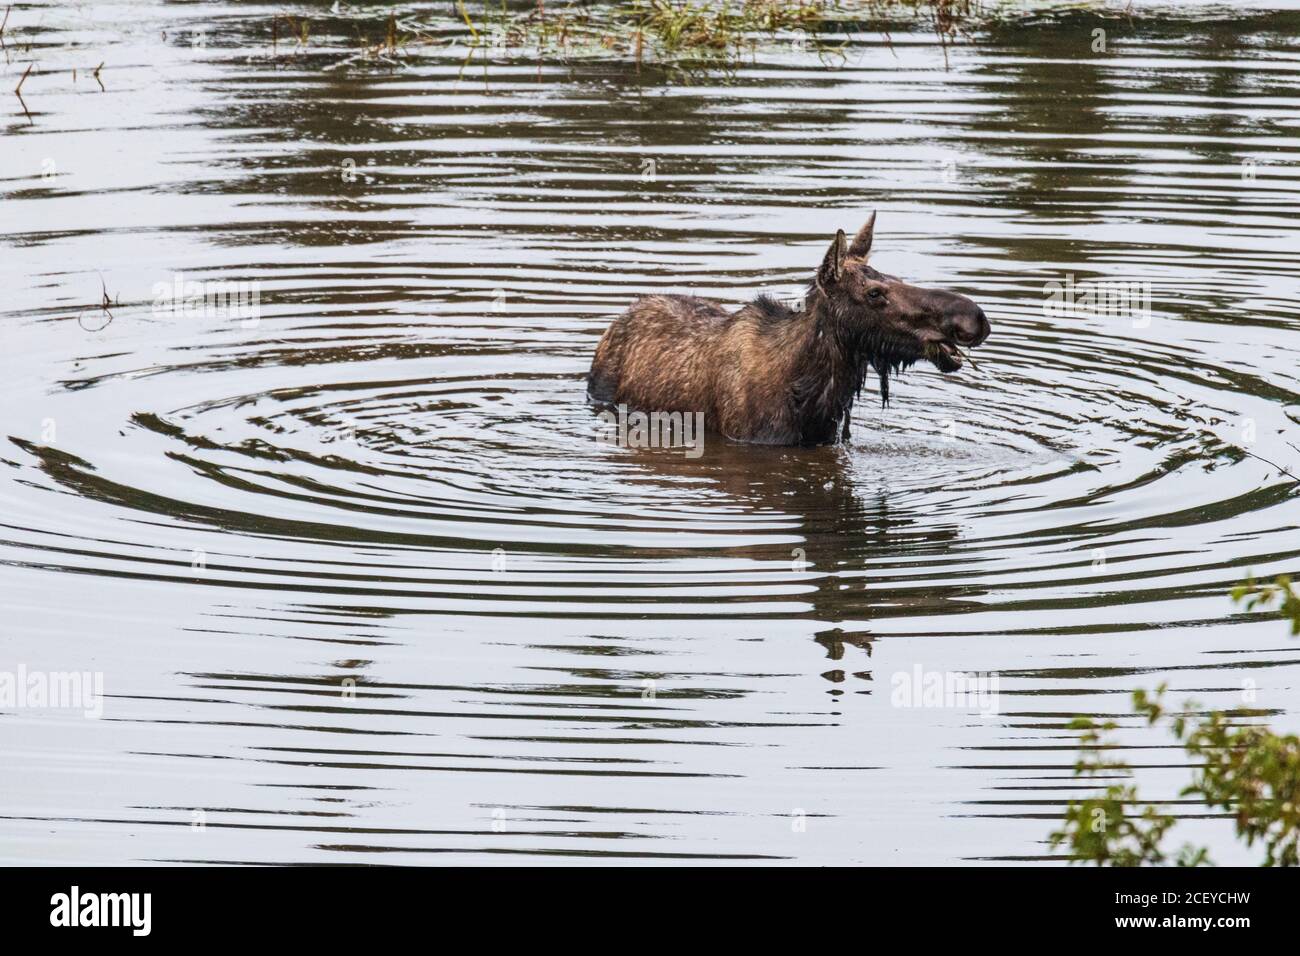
[
  {"xmin": 258, "ymin": 0, "xmax": 1013, "ymax": 72},
  {"xmin": 470, "ymin": 0, "xmax": 975, "ymax": 68},
  {"xmin": 1050, "ymin": 576, "xmax": 1300, "ymax": 866},
  {"xmin": 463, "ymin": 0, "xmax": 989, "ymax": 69}
]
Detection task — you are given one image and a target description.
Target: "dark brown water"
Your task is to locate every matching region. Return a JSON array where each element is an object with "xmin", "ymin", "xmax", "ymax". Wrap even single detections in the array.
[{"xmin": 3, "ymin": 1, "xmax": 1300, "ymax": 864}]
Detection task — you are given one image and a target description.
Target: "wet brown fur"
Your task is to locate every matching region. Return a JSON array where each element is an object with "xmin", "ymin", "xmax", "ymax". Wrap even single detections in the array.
[{"xmin": 587, "ymin": 214, "xmax": 989, "ymax": 446}]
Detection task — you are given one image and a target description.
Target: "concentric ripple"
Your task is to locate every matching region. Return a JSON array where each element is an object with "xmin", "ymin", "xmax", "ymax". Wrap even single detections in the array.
[{"xmin": 2, "ymin": 0, "xmax": 1300, "ymax": 865}]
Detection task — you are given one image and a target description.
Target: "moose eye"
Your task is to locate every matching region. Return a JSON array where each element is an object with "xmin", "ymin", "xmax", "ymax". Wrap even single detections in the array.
[{"xmin": 867, "ymin": 287, "xmax": 884, "ymax": 301}]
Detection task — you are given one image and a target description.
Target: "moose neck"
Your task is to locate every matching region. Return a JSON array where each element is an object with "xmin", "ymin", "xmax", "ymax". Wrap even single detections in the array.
[{"xmin": 786, "ymin": 291, "xmax": 874, "ymax": 443}]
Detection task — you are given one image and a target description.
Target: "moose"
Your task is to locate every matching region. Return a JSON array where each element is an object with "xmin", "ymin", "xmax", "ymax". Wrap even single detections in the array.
[{"xmin": 587, "ymin": 213, "xmax": 990, "ymax": 446}]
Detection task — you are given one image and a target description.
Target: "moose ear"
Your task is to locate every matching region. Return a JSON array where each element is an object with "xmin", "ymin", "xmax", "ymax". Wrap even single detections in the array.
[
  {"xmin": 847, "ymin": 211, "xmax": 876, "ymax": 259},
  {"xmin": 818, "ymin": 229, "xmax": 848, "ymax": 287}
]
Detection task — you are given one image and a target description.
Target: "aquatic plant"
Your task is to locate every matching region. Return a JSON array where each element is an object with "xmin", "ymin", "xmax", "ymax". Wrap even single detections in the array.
[
  {"xmin": 473, "ymin": 0, "xmax": 982, "ymax": 67},
  {"xmin": 266, "ymin": 0, "xmax": 988, "ymax": 71}
]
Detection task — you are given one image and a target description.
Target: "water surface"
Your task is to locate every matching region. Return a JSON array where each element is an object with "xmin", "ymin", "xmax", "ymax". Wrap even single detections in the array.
[{"xmin": 3, "ymin": 1, "xmax": 1300, "ymax": 864}]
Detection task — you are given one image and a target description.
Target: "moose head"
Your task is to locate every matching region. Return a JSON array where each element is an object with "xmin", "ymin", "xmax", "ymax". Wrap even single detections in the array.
[{"xmin": 812, "ymin": 212, "xmax": 990, "ymax": 403}]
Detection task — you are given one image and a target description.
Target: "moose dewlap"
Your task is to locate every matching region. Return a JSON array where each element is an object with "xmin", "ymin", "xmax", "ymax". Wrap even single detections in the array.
[{"xmin": 587, "ymin": 213, "xmax": 990, "ymax": 447}]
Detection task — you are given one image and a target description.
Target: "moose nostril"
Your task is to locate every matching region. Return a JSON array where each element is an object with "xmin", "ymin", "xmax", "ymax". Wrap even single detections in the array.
[
  {"xmin": 953, "ymin": 308, "xmax": 989, "ymax": 347},
  {"xmin": 940, "ymin": 300, "xmax": 989, "ymax": 346},
  {"xmin": 949, "ymin": 310, "xmax": 985, "ymax": 346}
]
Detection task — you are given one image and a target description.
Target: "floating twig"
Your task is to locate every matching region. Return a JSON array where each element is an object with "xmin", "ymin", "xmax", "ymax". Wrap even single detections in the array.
[
  {"xmin": 76, "ymin": 275, "xmax": 116, "ymax": 333},
  {"xmin": 1242, "ymin": 448, "xmax": 1300, "ymax": 484},
  {"xmin": 13, "ymin": 59, "xmax": 30, "ymax": 121}
]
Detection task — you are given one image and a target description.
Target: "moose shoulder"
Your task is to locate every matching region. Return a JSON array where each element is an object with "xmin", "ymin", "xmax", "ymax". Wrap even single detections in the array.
[{"xmin": 587, "ymin": 213, "xmax": 990, "ymax": 447}]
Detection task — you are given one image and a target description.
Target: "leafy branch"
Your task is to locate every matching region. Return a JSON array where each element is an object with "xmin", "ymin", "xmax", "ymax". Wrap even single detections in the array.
[{"xmin": 1050, "ymin": 574, "xmax": 1300, "ymax": 866}]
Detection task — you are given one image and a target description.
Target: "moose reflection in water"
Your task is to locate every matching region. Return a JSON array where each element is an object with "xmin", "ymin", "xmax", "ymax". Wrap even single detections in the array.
[{"xmin": 603, "ymin": 431, "xmax": 983, "ymax": 668}]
